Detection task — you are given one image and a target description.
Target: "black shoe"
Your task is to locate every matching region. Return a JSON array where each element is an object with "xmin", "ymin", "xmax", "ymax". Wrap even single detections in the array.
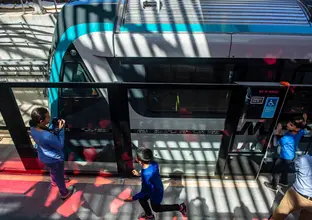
[
  {"xmin": 264, "ymin": 182, "xmax": 277, "ymax": 191},
  {"xmin": 60, "ymin": 185, "xmax": 75, "ymax": 200}
]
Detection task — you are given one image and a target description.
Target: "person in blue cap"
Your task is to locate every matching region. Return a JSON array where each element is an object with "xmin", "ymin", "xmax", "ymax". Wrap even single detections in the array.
[{"xmin": 124, "ymin": 147, "xmax": 187, "ymax": 219}]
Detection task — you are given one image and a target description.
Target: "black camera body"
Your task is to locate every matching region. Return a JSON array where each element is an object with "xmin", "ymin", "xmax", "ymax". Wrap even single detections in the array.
[
  {"xmin": 52, "ymin": 117, "xmax": 60, "ymax": 128},
  {"xmin": 51, "ymin": 117, "xmax": 62, "ymax": 135}
]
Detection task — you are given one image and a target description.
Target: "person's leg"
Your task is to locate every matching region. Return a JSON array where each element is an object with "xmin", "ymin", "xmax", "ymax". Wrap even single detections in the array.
[
  {"xmin": 279, "ymin": 160, "xmax": 291, "ymax": 186},
  {"xmin": 46, "ymin": 162, "xmax": 68, "ymax": 196},
  {"xmin": 47, "ymin": 161, "xmax": 74, "ymax": 199},
  {"xmin": 299, "ymin": 210, "xmax": 312, "ymax": 220},
  {"xmin": 265, "ymin": 158, "xmax": 283, "ymax": 190},
  {"xmin": 150, "ymin": 202, "xmax": 179, "ymax": 212},
  {"xmin": 51, "ymin": 176, "xmax": 70, "ymax": 187},
  {"xmin": 138, "ymin": 196, "xmax": 153, "ymax": 217},
  {"xmin": 272, "ymin": 188, "xmax": 299, "ymax": 220},
  {"xmin": 151, "ymin": 202, "xmax": 187, "ymax": 217}
]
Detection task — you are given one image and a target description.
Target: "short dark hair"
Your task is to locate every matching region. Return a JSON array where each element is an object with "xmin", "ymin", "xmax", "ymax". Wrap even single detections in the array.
[
  {"xmin": 289, "ymin": 116, "xmax": 305, "ymax": 129},
  {"xmin": 136, "ymin": 147, "xmax": 153, "ymax": 164},
  {"xmin": 29, "ymin": 107, "xmax": 49, "ymax": 127}
]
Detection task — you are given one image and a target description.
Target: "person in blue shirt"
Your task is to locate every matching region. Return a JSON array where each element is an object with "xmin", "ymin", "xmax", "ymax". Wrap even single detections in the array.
[
  {"xmin": 269, "ymin": 154, "xmax": 312, "ymax": 220},
  {"xmin": 29, "ymin": 107, "xmax": 74, "ymax": 200},
  {"xmin": 265, "ymin": 115, "xmax": 307, "ymax": 191},
  {"xmin": 124, "ymin": 147, "xmax": 187, "ymax": 219}
]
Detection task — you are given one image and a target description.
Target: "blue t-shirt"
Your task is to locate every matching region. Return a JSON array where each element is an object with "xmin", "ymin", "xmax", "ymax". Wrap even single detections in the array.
[
  {"xmin": 294, "ymin": 129, "xmax": 307, "ymax": 150},
  {"xmin": 30, "ymin": 127, "xmax": 65, "ymax": 164},
  {"xmin": 132, "ymin": 161, "xmax": 164, "ymax": 204},
  {"xmin": 279, "ymin": 129, "xmax": 306, "ymax": 160}
]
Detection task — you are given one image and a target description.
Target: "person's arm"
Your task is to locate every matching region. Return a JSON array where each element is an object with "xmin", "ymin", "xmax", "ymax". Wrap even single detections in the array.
[
  {"xmin": 57, "ymin": 128, "xmax": 65, "ymax": 146},
  {"xmin": 300, "ymin": 113, "xmax": 311, "ymax": 133},
  {"xmin": 303, "ymin": 113, "xmax": 308, "ymax": 126},
  {"xmin": 132, "ymin": 171, "xmax": 151, "ymax": 200},
  {"xmin": 45, "ymin": 132, "xmax": 64, "ymax": 150},
  {"xmin": 275, "ymin": 123, "xmax": 283, "ymax": 140},
  {"xmin": 294, "ymin": 156, "xmax": 303, "ymax": 173}
]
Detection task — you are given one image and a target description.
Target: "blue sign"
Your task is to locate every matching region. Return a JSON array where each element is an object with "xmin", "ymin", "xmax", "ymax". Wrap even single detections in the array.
[{"xmin": 261, "ymin": 97, "xmax": 279, "ymax": 118}]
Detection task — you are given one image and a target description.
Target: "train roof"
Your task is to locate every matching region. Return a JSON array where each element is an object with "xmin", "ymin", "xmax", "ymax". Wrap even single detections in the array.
[{"xmin": 50, "ymin": 0, "xmax": 312, "ymax": 59}]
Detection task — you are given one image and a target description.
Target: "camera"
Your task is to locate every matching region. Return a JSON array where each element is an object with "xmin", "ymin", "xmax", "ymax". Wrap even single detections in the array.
[{"xmin": 52, "ymin": 117, "xmax": 60, "ymax": 128}]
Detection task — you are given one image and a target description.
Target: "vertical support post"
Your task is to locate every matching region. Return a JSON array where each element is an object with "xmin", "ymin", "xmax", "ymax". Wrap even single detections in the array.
[
  {"xmin": 108, "ymin": 84, "xmax": 132, "ymax": 177},
  {"xmin": 53, "ymin": 0, "xmax": 58, "ymax": 13},
  {"xmin": 0, "ymin": 84, "xmax": 40, "ymax": 170},
  {"xmin": 216, "ymin": 86, "xmax": 246, "ymax": 176},
  {"xmin": 20, "ymin": 0, "xmax": 25, "ymax": 14}
]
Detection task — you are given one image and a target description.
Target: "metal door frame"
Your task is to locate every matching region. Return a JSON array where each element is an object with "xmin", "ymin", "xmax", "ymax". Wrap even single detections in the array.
[{"xmin": 217, "ymin": 82, "xmax": 291, "ymax": 178}]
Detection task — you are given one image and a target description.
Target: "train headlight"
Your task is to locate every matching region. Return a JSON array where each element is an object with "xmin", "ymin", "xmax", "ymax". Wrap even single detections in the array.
[{"xmin": 70, "ymin": 49, "xmax": 77, "ymax": 57}]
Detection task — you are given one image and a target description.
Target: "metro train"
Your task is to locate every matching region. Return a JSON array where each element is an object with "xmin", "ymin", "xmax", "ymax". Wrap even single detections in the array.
[{"xmin": 47, "ymin": 0, "xmax": 312, "ymax": 175}]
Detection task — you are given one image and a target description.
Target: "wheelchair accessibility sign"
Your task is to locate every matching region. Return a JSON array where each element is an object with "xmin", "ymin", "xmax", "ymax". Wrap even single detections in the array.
[{"xmin": 261, "ymin": 97, "xmax": 279, "ymax": 118}]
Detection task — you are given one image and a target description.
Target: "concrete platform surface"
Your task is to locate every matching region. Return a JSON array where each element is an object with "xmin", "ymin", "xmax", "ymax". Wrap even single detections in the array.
[{"xmin": 0, "ymin": 173, "xmax": 298, "ymax": 220}]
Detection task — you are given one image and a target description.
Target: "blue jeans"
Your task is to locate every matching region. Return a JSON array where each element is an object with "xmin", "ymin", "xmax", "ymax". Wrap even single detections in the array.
[{"xmin": 45, "ymin": 161, "xmax": 68, "ymax": 196}]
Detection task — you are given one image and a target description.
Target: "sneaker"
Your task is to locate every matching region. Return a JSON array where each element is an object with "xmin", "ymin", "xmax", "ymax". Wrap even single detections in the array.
[
  {"xmin": 137, "ymin": 212, "xmax": 155, "ymax": 219},
  {"xmin": 60, "ymin": 185, "xmax": 75, "ymax": 201},
  {"xmin": 51, "ymin": 177, "xmax": 71, "ymax": 187},
  {"xmin": 179, "ymin": 202, "xmax": 187, "ymax": 217},
  {"xmin": 264, "ymin": 182, "xmax": 277, "ymax": 191},
  {"xmin": 278, "ymin": 182, "xmax": 288, "ymax": 188}
]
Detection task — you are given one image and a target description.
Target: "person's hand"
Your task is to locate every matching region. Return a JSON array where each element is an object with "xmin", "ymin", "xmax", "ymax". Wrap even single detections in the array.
[
  {"xmin": 132, "ymin": 170, "xmax": 140, "ymax": 176},
  {"xmin": 276, "ymin": 123, "xmax": 282, "ymax": 135},
  {"xmin": 303, "ymin": 113, "xmax": 308, "ymax": 124},
  {"xmin": 124, "ymin": 196, "xmax": 133, "ymax": 202},
  {"xmin": 58, "ymin": 119, "xmax": 66, "ymax": 129}
]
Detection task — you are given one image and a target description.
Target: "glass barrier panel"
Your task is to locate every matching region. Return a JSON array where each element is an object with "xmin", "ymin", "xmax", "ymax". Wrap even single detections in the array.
[
  {"xmin": 0, "ymin": 111, "xmax": 5, "ymax": 127},
  {"xmin": 12, "ymin": 87, "xmax": 48, "ymax": 127},
  {"xmin": 11, "ymin": 87, "xmax": 117, "ymax": 174},
  {"xmin": 128, "ymin": 88, "xmax": 231, "ymax": 176},
  {"xmin": 232, "ymin": 119, "xmax": 273, "ymax": 153},
  {"xmin": 0, "ymin": 128, "xmax": 26, "ymax": 172}
]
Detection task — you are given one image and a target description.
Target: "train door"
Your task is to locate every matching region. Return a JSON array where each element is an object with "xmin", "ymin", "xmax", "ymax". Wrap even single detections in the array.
[
  {"xmin": 221, "ymin": 82, "xmax": 289, "ymax": 177},
  {"xmin": 58, "ymin": 61, "xmax": 117, "ymax": 174}
]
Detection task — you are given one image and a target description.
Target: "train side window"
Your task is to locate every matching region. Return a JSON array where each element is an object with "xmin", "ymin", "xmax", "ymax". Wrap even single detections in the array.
[
  {"xmin": 292, "ymin": 69, "xmax": 312, "ymax": 84},
  {"xmin": 282, "ymin": 66, "xmax": 312, "ymax": 114},
  {"xmin": 61, "ymin": 62, "xmax": 98, "ymax": 97},
  {"xmin": 147, "ymin": 89, "xmax": 229, "ymax": 116},
  {"xmin": 240, "ymin": 60, "xmax": 278, "ymax": 82},
  {"xmin": 146, "ymin": 64, "xmax": 230, "ymax": 116}
]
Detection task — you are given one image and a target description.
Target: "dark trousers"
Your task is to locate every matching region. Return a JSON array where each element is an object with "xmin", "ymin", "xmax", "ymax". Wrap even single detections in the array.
[
  {"xmin": 271, "ymin": 158, "xmax": 293, "ymax": 187},
  {"xmin": 139, "ymin": 196, "xmax": 180, "ymax": 216},
  {"xmin": 45, "ymin": 161, "xmax": 68, "ymax": 196}
]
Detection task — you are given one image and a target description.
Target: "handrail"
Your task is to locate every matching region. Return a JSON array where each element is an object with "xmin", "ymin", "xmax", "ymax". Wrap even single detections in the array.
[{"xmin": 0, "ymin": 81, "xmax": 239, "ymax": 89}]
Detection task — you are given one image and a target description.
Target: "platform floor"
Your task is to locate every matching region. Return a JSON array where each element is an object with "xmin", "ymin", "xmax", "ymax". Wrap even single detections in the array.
[{"xmin": 0, "ymin": 172, "xmax": 302, "ymax": 220}]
